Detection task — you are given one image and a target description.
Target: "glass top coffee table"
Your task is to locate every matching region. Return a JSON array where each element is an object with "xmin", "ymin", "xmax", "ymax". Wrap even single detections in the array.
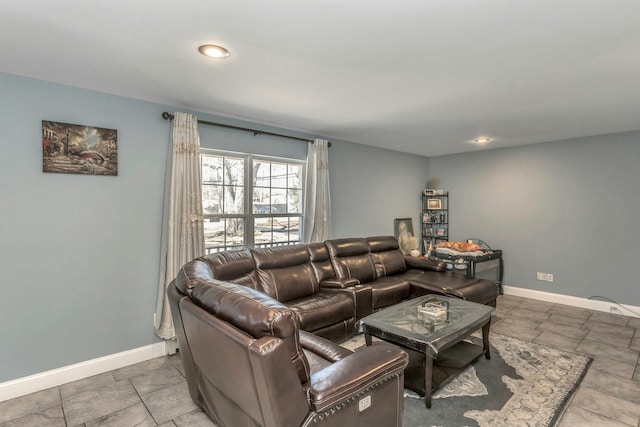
[{"xmin": 360, "ymin": 295, "xmax": 493, "ymax": 408}]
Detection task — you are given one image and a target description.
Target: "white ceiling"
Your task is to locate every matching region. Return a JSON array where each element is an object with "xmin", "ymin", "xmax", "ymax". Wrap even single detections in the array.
[{"xmin": 2, "ymin": 0, "xmax": 639, "ymax": 157}]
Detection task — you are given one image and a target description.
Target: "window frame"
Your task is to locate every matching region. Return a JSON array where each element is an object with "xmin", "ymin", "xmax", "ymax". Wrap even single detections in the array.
[{"xmin": 200, "ymin": 148, "xmax": 305, "ymax": 252}]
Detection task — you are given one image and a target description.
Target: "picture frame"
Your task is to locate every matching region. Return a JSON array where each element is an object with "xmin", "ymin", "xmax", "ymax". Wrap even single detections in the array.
[
  {"xmin": 436, "ymin": 228, "xmax": 446, "ymax": 236},
  {"xmin": 394, "ymin": 218, "xmax": 416, "ymax": 255},
  {"xmin": 427, "ymin": 198, "xmax": 442, "ymax": 210},
  {"xmin": 42, "ymin": 120, "xmax": 118, "ymax": 176},
  {"xmin": 424, "ymin": 227, "xmax": 434, "ymax": 236}
]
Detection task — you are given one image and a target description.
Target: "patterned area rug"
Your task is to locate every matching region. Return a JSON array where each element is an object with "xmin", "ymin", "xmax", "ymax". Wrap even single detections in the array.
[{"xmin": 340, "ymin": 332, "xmax": 591, "ymax": 427}]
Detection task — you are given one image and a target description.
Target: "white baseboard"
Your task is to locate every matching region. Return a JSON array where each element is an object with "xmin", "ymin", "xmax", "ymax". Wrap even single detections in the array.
[
  {"xmin": 503, "ymin": 285, "xmax": 640, "ymax": 318},
  {"xmin": 0, "ymin": 342, "xmax": 166, "ymax": 403}
]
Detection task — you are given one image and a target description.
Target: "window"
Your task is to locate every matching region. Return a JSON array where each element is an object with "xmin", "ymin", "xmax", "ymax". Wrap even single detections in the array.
[{"xmin": 201, "ymin": 150, "xmax": 304, "ymax": 253}]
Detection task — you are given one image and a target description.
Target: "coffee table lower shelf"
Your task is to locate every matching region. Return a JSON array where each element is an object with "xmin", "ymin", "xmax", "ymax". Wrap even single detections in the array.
[{"xmin": 404, "ymin": 340, "xmax": 486, "ymax": 402}]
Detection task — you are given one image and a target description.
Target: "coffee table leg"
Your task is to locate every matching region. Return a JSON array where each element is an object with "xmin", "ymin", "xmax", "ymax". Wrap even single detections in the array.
[
  {"xmin": 482, "ymin": 320, "xmax": 491, "ymax": 360},
  {"xmin": 424, "ymin": 356, "xmax": 433, "ymax": 408},
  {"xmin": 364, "ymin": 333, "xmax": 372, "ymax": 346}
]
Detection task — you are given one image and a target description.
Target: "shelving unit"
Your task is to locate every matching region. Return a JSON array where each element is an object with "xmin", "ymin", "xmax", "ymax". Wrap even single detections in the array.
[{"xmin": 422, "ymin": 191, "xmax": 448, "ymax": 251}]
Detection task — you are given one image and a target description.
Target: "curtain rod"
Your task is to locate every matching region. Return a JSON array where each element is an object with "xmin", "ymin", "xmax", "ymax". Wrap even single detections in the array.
[{"xmin": 161, "ymin": 112, "xmax": 330, "ymax": 146}]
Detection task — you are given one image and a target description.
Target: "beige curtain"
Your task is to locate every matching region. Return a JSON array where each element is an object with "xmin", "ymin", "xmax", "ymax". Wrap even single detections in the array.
[
  {"xmin": 303, "ymin": 138, "xmax": 331, "ymax": 243},
  {"xmin": 155, "ymin": 112, "xmax": 205, "ymax": 339}
]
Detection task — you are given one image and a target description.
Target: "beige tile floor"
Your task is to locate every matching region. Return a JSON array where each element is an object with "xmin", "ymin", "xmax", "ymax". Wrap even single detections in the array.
[{"xmin": 1, "ymin": 294, "xmax": 639, "ymax": 426}]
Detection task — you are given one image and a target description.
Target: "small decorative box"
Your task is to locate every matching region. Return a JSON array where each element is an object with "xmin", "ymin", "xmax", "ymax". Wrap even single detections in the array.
[{"xmin": 417, "ymin": 300, "xmax": 448, "ymax": 322}]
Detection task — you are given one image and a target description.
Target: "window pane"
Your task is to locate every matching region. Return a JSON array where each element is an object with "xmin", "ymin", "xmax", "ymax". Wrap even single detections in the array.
[
  {"xmin": 224, "ymin": 186, "xmax": 244, "ymax": 214},
  {"xmin": 288, "ymin": 164, "xmax": 302, "ymax": 189},
  {"xmin": 204, "ymin": 218, "xmax": 226, "ymax": 251},
  {"xmin": 253, "ymin": 187, "xmax": 270, "ymax": 213},
  {"xmin": 224, "ymin": 157, "xmax": 244, "ymax": 185},
  {"xmin": 287, "ymin": 189, "xmax": 302, "ymax": 213},
  {"xmin": 202, "ymin": 156, "xmax": 223, "ymax": 185},
  {"xmin": 272, "ymin": 217, "xmax": 289, "ymax": 243},
  {"xmin": 271, "ymin": 188, "xmax": 286, "ymax": 213},
  {"xmin": 289, "ymin": 217, "xmax": 300, "ymax": 241},
  {"xmin": 202, "ymin": 184, "xmax": 222, "ymax": 215},
  {"xmin": 253, "ymin": 160, "xmax": 270, "ymax": 187},
  {"xmin": 271, "ymin": 163, "xmax": 287, "ymax": 188},
  {"xmin": 254, "ymin": 217, "xmax": 273, "ymax": 247},
  {"xmin": 225, "ymin": 218, "xmax": 244, "ymax": 248}
]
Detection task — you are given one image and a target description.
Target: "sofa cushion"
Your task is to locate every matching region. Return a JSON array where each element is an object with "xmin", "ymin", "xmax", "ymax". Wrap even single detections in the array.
[
  {"xmin": 325, "ymin": 238, "xmax": 377, "ymax": 284},
  {"xmin": 367, "ymin": 236, "xmax": 407, "ymax": 278},
  {"xmin": 252, "ymin": 245, "xmax": 319, "ymax": 302},
  {"xmin": 368, "ymin": 277, "xmax": 411, "ymax": 309},
  {"xmin": 410, "ymin": 270, "xmax": 498, "ymax": 305},
  {"xmin": 286, "ymin": 291, "xmax": 355, "ymax": 332},
  {"xmin": 189, "ymin": 279, "xmax": 310, "ymax": 384},
  {"xmin": 307, "ymin": 242, "xmax": 335, "ymax": 283}
]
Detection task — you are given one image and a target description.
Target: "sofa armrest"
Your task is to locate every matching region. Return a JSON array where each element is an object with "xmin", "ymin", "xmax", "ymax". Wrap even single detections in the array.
[
  {"xmin": 319, "ymin": 277, "xmax": 360, "ymax": 289},
  {"xmin": 322, "ymin": 285, "xmax": 373, "ymax": 320},
  {"xmin": 299, "ymin": 330, "xmax": 353, "ymax": 362},
  {"xmin": 404, "ymin": 256, "xmax": 446, "ymax": 272},
  {"xmin": 308, "ymin": 343, "xmax": 408, "ymax": 412}
]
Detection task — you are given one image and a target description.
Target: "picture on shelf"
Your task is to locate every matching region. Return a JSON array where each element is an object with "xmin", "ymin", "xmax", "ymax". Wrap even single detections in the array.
[
  {"xmin": 424, "ymin": 227, "xmax": 434, "ymax": 236},
  {"xmin": 436, "ymin": 228, "xmax": 446, "ymax": 236},
  {"xmin": 427, "ymin": 199, "xmax": 442, "ymax": 210},
  {"xmin": 422, "ymin": 213, "xmax": 430, "ymax": 223}
]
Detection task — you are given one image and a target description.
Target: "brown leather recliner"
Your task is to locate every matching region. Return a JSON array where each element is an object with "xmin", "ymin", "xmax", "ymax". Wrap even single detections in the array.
[
  {"xmin": 306, "ymin": 242, "xmax": 374, "ymax": 321},
  {"xmin": 169, "ymin": 277, "xmax": 409, "ymax": 427},
  {"xmin": 325, "ymin": 238, "xmax": 412, "ymax": 311},
  {"xmin": 251, "ymin": 244, "xmax": 358, "ymax": 342}
]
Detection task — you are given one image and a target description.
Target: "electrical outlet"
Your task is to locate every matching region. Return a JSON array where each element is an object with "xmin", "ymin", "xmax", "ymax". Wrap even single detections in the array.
[{"xmin": 537, "ymin": 272, "xmax": 553, "ymax": 282}]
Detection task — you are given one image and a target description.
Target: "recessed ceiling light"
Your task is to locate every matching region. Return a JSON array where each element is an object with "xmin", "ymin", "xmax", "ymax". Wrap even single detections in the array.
[
  {"xmin": 198, "ymin": 44, "xmax": 230, "ymax": 59},
  {"xmin": 473, "ymin": 137, "xmax": 491, "ymax": 144}
]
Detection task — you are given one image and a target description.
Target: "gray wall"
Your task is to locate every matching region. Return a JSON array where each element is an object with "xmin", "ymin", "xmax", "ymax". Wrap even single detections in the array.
[
  {"xmin": 0, "ymin": 72, "xmax": 429, "ymax": 382},
  {"xmin": 330, "ymin": 141, "xmax": 428, "ymax": 239},
  {"xmin": 428, "ymin": 133, "xmax": 640, "ymax": 305}
]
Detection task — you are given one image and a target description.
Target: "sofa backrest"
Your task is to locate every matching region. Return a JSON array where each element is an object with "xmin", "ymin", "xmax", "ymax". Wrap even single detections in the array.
[
  {"xmin": 195, "ymin": 249, "xmax": 259, "ymax": 289},
  {"xmin": 325, "ymin": 238, "xmax": 377, "ymax": 284},
  {"xmin": 188, "ymin": 279, "xmax": 310, "ymax": 384},
  {"xmin": 366, "ymin": 236, "xmax": 408, "ymax": 278},
  {"xmin": 307, "ymin": 242, "xmax": 336, "ymax": 282},
  {"xmin": 251, "ymin": 244, "xmax": 319, "ymax": 302}
]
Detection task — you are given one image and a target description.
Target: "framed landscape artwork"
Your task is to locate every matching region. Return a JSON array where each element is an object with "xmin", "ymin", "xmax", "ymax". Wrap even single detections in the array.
[{"xmin": 42, "ymin": 120, "xmax": 118, "ymax": 176}]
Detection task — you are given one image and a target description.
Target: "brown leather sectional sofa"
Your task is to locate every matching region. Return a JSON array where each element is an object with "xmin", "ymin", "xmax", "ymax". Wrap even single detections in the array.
[{"xmin": 168, "ymin": 235, "xmax": 499, "ymax": 426}]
